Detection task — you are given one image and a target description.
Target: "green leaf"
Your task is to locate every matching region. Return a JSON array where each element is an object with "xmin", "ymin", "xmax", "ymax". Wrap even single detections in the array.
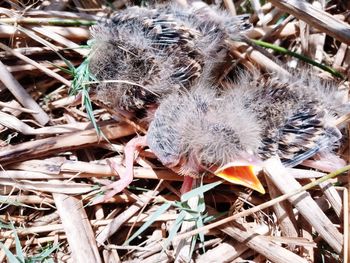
[
  {"xmin": 124, "ymin": 202, "xmax": 172, "ymax": 245},
  {"xmin": 196, "ymin": 215, "xmax": 205, "ymax": 251},
  {"xmin": 13, "ymin": 229, "xmax": 24, "ymax": 263},
  {"xmin": 29, "ymin": 243, "xmax": 60, "ymax": 261},
  {"xmin": 163, "ymin": 210, "xmax": 187, "ymax": 249},
  {"xmin": 0, "ymin": 242, "xmax": 21, "ymax": 263},
  {"xmin": 181, "ymin": 181, "xmax": 222, "ymax": 202}
]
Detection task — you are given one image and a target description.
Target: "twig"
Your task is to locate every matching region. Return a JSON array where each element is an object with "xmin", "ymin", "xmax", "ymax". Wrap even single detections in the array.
[
  {"xmin": 53, "ymin": 193, "xmax": 102, "ymax": 263},
  {"xmin": 268, "ymin": 0, "xmax": 350, "ymax": 45},
  {"xmin": 0, "ymin": 122, "xmax": 135, "ymax": 165},
  {"xmin": 0, "ymin": 42, "xmax": 71, "ymax": 86},
  {"xmin": 0, "ymin": 61, "xmax": 50, "ymax": 125},
  {"xmin": 223, "ymin": 0, "xmax": 236, "ymax": 15}
]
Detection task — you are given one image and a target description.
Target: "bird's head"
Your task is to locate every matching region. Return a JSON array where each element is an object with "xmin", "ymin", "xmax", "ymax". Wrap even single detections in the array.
[
  {"xmin": 181, "ymin": 92, "xmax": 265, "ymax": 194},
  {"xmin": 148, "ymin": 85, "xmax": 266, "ymax": 194},
  {"xmin": 206, "ymin": 84, "xmax": 265, "ymax": 194}
]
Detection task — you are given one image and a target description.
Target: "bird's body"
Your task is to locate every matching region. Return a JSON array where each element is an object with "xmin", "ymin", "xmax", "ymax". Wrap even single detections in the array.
[
  {"xmin": 88, "ymin": 4, "xmax": 250, "ymax": 112},
  {"xmin": 147, "ymin": 72, "xmax": 347, "ymax": 177},
  {"xmin": 96, "ymin": 70, "xmax": 348, "ymax": 202},
  {"xmin": 224, "ymin": 73, "xmax": 346, "ymax": 167}
]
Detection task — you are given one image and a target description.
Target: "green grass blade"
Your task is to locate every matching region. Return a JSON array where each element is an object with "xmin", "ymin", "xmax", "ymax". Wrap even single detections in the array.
[
  {"xmin": 251, "ymin": 39, "xmax": 344, "ymax": 79},
  {"xmin": 29, "ymin": 243, "xmax": 60, "ymax": 261},
  {"xmin": 7, "ymin": 222, "xmax": 25, "ymax": 263},
  {"xmin": 45, "ymin": 60, "xmax": 79, "ymax": 75},
  {"xmin": 197, "ymin": 177, "xmax": 206, "ymax": 213},
  {"xmin": 203, "ymin": 212, "xmax": 227, "ymax": 223},
  {"xmin": 124, "ymin": 202, "xmax": 172, "ymax": 245},
  {"xmin": 181, "ymin": 181, "xmax": 222, "ymax": 202},
  {"xmin": 82, "ymin": 89, "xmax": 100, "ymax": 135},
  {"xmin": 195, "ymin": 181, "xmax": 206, "ymax": 251},
  {"xmin": 13, "ymin": 230, "xmax": 24, "ymax": 262},
  {"xmin": 70, "ymin": 59, "xmax": 92, "ymax": 95},
  {"xmin": 0, "ymin": 242, "xmax": 21, "ymax": 263},
  {"xmin": 163, "ymin": 210, "xmax": 187, "ymax": 249},
  {"xmin": 0, "ymin": 221, "xmax": 12, "ymax": 229},
  {"xmin": 1, "ymin": 17, "xmax": 96, "ymax": 26},
  {"xmin": 189, "ymin": 234, "xmax": 197, "ymax": 258},
  {"xmin": 196, "ymin": 216, "xmax": 205, "ymax": 249},
  {"xmin": 0, "ymin": 196, "xmax": 49, "ymax": 210},
  {"xmin": 69, "ymin": 58, "xmax": 109, "ymax": 139},
  {"xmin": 171, "ymin": 202, "xmax": 207, "ymax": 218}
]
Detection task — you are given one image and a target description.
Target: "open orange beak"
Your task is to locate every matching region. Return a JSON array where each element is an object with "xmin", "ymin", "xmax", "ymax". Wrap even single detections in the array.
[{"xmin": 214, "ymin": 162, "xmax": 265, "ymax": 194}]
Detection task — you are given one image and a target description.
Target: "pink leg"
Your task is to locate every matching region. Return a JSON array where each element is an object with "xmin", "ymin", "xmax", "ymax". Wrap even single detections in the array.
[
  {"xmin": 93, "ymin": 136, "xmax": 148, "ymax": 204},
  {"xmin": 180, "ymin": 176, "xmax": 194, "ymax": 194}
]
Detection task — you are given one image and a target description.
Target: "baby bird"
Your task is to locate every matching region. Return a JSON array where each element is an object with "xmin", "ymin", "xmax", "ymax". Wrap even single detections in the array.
[
  {"xmin": 146, "ymin": 84, "xmax": 265, "ymax": 193},
  {"xmin": 98, "ymin": 70, "xmax": 348, "ymax": 201},
  {"xmin": 221, "ymin": 72, "xmax": 347, "ymax": 170},
  {"xmin": 88, "ymin": 4, "xmax": 250, "ymax": 113}
]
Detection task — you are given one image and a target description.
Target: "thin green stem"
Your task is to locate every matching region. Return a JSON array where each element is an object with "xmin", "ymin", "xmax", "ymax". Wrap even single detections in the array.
[{"xmin": 251, "ymin": 39, "xmax": 344, "ymax": 79}]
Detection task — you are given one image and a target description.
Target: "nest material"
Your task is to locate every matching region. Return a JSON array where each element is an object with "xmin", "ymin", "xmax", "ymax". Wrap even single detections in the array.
[{"xmin": 0, "ymin": 1, "xmax": 349, "ymax": 263}]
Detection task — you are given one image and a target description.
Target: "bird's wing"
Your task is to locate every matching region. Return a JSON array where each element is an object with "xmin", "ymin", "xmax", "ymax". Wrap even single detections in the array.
[
  {"xmin": 147, "ymin": 114, "xmax": 184, "ymax": 168},
  {"xmin": 261, "ymin": 103, "xmax": 342, "ymax": 167}
]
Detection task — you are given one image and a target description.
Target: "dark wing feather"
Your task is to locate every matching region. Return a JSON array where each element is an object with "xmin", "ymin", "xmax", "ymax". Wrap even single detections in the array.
[
  {"xmin": 260, "ymin": 102, "xmax": 342, "ymax": 167},
  {"xmin": 90, "ymin": 6, "xmax": 206, "ymax": 111}
]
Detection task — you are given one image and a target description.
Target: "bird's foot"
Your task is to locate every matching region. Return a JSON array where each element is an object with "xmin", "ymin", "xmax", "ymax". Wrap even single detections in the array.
[
  {"xmin": 91, "ymin": 160, "xmax": 131, "ymax": 205},
  {"xmin": 96, "ymin": 177, "xmax": 133, "ymax": 204},
  {"xmin": 91, "ymin": 136, "xmax": 148, "ymax": 205}
]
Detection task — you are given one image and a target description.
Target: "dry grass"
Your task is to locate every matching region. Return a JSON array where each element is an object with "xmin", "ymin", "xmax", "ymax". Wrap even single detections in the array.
[{"xmin": 0, "ymin": 0, "xmax": 349, "ymax": 262}]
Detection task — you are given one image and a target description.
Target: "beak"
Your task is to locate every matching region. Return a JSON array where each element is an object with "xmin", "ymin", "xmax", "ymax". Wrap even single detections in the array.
[{"xmin": 214, "ymin": 162, "xmax": 265, "ymax": 194}]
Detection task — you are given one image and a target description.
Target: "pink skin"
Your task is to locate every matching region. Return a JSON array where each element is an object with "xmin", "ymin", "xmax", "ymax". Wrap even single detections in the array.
[
  {"xmin": 180, "ymin": 176, "xmax": 194, "ymax": 194},
  {"xmin": 93, "ymin": 135, "xmax": 197, "ymax": 204},
  {"xmin": 93, "ymin": 136, "xmax": 148, "ymax": 204}
]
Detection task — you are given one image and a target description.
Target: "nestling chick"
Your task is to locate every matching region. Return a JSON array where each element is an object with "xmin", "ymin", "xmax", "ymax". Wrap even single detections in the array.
[
  {"xmin": 97, "ymin": 70, "xmax": 348, "ymax": 201},
  {"xmin": 225, "ymin": 71, "xmax": 348, "ymax": 169},
  {"xmin": 146, "ymin": 84, "xmax": 265, "ymax": 193},
  {"xmin": 88, "ymin": 4, "xmax": 250, "ymax": 113}
]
